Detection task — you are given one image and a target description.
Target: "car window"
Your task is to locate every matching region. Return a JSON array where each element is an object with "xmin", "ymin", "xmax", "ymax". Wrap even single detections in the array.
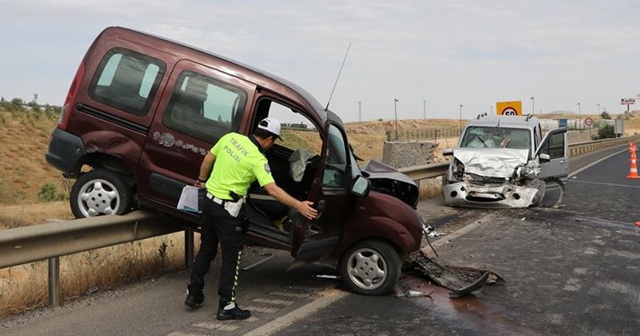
[
  {"xmin": 323, "ymin": 125, "xmax": 348, "ymax": 188},
  {"xmin": 163, "ymin": 71, "xmax": 247, "ymax": 143},
  {"xmin": 265, "ymin": 101, "xmax": 322, "ymax": 156},
  {"xmin": 540, "ymin": 131, "xmax": 565, "ymax": 159},
  {"xmin": 254, "ymin": 98, "xmax": 323, "ymax": 200},
  {"xmin": 461, "ymin": 126, "xmax": 530, "ymax": 150},
  {"xmin": 89, "ymin": 48, "xmax": 165, "ymax": 116}
]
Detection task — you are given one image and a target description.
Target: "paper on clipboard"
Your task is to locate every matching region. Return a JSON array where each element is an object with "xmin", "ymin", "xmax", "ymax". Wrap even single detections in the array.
[{"xmin": 177, "ymin": 185, "xmax": 205, "ymax": 213}]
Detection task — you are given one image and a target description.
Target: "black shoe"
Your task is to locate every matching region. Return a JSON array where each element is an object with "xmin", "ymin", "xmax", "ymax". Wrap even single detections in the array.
[
  {"xmin": 216, "ymin": 305, "xmax": 251, "ymax": 320},
  {"xmin": 185, "ymin": 291, "xmax": 204, "ymax": 308}
]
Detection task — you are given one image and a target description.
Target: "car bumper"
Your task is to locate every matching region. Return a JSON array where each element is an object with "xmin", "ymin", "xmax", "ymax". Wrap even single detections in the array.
[
  {"xmin": 443, "ymin": 181, "xmax": 539, "ymax": 208},
  {"xmin": 45, "ymin": 127, "xmax": 86, "ymax": 177}
]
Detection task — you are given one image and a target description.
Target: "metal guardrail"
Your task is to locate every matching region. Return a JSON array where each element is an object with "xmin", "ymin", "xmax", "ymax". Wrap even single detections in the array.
[
  {"xmin": 1, "ymin": 135, "xmax": 638, "ymax": 308},
  {"xmin": 398, "ymin": 135, "xmax": 640, "ymax": 183},
  {"xmin": 0, "ymin": 210, "xmax": 184, "ymax": 306}
]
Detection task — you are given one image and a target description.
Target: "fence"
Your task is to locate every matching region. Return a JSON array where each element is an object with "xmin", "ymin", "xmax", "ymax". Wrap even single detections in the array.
[{"xmin": 387, "ymin": 128, "xmax": 462, "ymax": 141}]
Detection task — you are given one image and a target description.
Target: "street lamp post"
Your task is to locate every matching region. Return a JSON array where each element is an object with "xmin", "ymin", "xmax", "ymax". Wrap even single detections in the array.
[
  {"xmin": 459, "ymin": 104, "xmax": 463, "ymax": 132},
  {"xmin": 423, "ymin": 100, "xmax": 426, "ymax": 119},
  {"xmin": 597, "ymin": 103, "xmax": 600, "ymax": 115},
  {"xmin": 394, "ymin": 98, "xmax": 399, "ymax": 140},
  {"xmin": 358, "ymin": 101, "xmax": 362, "ymax": 122},
  {"xmin": 577, "ymin": 102, "xmax": 581, "ymax": 130},
  {"xmin": 530, "ymin": 96, "xmax": 535, "ymax": 115}
]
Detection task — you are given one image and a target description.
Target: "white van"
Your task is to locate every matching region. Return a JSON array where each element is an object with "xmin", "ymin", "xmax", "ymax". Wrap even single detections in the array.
[{"xmin": 442, "ymin": 114, "xmax": 568, "ymax": 208}]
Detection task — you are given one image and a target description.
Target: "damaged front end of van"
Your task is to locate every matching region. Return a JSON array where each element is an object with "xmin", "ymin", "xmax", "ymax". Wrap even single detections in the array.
[{"xmin": 442, "ymin": 148, "xmax": 546, "ymax": 208}]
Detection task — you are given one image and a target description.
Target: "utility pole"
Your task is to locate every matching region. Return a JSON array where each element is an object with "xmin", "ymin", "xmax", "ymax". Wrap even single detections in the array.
[
  {"xmin": 394, "ymin": 98, "xmax": 399, "ymax": 140},
  {"xmin": 530, "ymin": 96, "xmax": 535, "ymax": 115},
  {"xmin": 577, "ymin": 102, "xmax": 581, "ymax": 130},
  {"xmin": 423, "ymin": 100, "xmax": 426, "ymax": 119},
  {"xmin": 358, "ymin": 101, "xmax": 362, "ymax": 122},
  {"xmin": 459, "ymin": 104, "xmax": 463, "ymax": 132}
]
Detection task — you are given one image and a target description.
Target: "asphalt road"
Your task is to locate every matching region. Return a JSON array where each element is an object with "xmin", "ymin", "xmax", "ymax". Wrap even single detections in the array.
[{"xmin": 1, "ymin": 144, "xmax": 639, "ymax": 335}]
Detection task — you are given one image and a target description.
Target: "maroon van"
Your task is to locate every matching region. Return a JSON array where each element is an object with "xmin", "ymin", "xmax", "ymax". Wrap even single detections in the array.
[{"xmin": 45, "ymin": 26, "xmax": 424, "ymax": 295}]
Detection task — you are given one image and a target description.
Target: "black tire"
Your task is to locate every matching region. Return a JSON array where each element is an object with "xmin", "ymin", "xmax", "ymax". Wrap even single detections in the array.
[
  {"xmin": 70, "ymin": 169, "xmax": 133, "ymax": 218},
  {"xmin": 339, "ymin": 240, "xmax": 402, "ymax": 296}
]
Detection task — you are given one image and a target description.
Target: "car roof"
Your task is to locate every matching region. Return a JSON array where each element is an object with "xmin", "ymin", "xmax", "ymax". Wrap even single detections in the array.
[
  {"xmin": 102, "ymin": 26, "xmax": 329, "ymax": 123},
  {"xmin": 466, "ymin": 115, "xmax": 539, "ymax": 130}
]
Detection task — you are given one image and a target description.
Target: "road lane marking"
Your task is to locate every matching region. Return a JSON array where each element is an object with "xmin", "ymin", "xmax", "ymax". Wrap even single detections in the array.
[
  {"xmin": 243, "ymin": 289, "xmax": 348, "ymax": 336},
  {"xmin": 243, "ymin": 305, "xmax": 279, "ymax": 313},
  {"xmin": 569, "ymin": 147, "xmax": 628, "ymax": 177},
  {"xmin": 193, "ymin": 321, "xmax": 240, "ymax": 331},
  {"xmin": 270, "ymin": 291, "xmax": 310, "ymax": 298},
  {"xmin": 252, "ymin": 298, "xmax": 295, "ymax": 305}
]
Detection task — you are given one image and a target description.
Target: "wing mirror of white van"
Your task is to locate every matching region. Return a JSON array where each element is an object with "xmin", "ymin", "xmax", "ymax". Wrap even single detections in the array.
[
  {"xmin": 351, "ymin": 175, "xmax": 371, "ymax": 198},
  {"xmin": 443, "ymin": 148, "xmax": 454, "ymax": 157},
  {"xmin": 539, "ymin": 153, "xmax": 551, "ymax": 162}
]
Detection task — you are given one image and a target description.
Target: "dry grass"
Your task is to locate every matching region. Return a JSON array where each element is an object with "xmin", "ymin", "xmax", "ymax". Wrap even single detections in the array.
[
  {"xmin": 0, "ymin": 201, "xmax": 75, "ymax": 229},
  {"xmin": 0, "ymin": 234, "xmax": 187, "ymax": 317}
]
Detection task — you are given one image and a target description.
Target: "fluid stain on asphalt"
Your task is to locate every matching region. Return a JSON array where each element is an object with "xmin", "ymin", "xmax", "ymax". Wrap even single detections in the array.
[{"xmin": 398, "ymin": 274, "xmax": 545, "ymax": 336}]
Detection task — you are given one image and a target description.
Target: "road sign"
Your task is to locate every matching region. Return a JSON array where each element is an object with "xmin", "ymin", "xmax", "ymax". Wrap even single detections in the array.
[
  {"xmin": 496, "ymin": 101, "xmax": 522, "ymax": 116},
  {"xmin": 584, "ymin": 117, "xmax": 593, "ymax": 127},
  {"xmin": 621, "ymin": 98, "xmax": 636, "ymax": 105}
]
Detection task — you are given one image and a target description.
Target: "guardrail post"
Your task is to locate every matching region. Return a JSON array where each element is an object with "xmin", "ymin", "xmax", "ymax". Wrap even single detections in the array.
[
  {"xmin": 48, "ymin": 257, "xmax": 60, "ymax": 307},
  {"xmin": 184, "ymin": 230, "xmax": 194, "ymax": 270}
]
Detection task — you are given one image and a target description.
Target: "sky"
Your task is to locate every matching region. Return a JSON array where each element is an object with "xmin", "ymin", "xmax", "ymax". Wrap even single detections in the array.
[{"xmin": 1, "ymin": 0, "xmax": 640, "ymax": 122}]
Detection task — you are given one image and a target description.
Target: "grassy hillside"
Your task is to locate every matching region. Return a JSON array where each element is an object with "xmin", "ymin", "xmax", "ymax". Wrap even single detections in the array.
[{"xmin": 0, "ymin": 111, "xmax": 71, "ymax": 199}]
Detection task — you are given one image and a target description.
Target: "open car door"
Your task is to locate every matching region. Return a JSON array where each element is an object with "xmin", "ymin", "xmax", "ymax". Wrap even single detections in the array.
[
  {"xmin": 290, "ymin": 124, "xmax": 357, "ymax": 264},
  {"xmin": 535, "ymin": 127, "xmax": 568, "ymax": 180}
]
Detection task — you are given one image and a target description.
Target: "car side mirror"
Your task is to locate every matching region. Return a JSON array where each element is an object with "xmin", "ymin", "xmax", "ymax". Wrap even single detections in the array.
[
  {"xmin": 443, "ymin": 148, "xmax": 453, "ymax": 157},
  {"xmin": 539, "ymin": 153, "xmax": 550, "ymax": 162},
  {"xmin": 351, "ymin": 175, "xmax": 371, "ymax": 198}
]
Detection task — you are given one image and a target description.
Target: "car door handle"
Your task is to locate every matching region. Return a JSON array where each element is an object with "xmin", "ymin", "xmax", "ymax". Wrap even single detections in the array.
[{"xmin": 305, "ymin": 223, "xmax": 321, "ymax": 237}]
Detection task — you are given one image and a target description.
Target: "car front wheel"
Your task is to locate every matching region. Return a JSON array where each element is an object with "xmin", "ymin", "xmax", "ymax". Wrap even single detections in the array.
[
  {"xmin": 339, "ymin": 240, "xmax": 402, "ymax": 296},
  {"xmin": 70, "ymin": 169, "xmax": 133, "ymax": 218}
]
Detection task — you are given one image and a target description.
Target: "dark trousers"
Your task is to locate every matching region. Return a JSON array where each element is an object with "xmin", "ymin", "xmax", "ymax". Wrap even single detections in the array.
[{"xmin": 188, "ymin": 198, "xmax": 245, "ymax": 308}]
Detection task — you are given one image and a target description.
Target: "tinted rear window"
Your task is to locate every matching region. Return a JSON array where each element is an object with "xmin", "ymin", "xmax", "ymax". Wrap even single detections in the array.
[{"xmin": 89, "ymin": 48, "xmax": 165, "ymax": 116}]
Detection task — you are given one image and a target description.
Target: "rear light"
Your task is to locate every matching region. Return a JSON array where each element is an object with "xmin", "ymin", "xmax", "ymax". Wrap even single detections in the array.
[{"xmin": 58, "ymin": 62, "xmax": 86, "ymax": 130}]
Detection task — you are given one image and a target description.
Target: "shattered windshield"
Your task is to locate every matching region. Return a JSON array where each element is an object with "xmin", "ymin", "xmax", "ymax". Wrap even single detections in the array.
[{"xmin": 461, "ymin": 127, "xmax": 531, "ymax": 150}]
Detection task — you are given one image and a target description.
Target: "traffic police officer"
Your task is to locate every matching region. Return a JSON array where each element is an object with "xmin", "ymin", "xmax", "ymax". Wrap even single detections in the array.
[{"xmin": 185, "ymin": 118, "xmax": 318, "ymax": 321}]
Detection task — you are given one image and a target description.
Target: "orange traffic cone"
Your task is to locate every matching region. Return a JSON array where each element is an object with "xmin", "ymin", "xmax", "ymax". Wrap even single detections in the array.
[{"xmin": 628, "ymin": 147, "xmax": 639, "ymax": 179}]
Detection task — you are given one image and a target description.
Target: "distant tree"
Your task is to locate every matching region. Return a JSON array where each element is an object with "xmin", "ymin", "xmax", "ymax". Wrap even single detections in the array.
[
  {"xmin": 11, "ymin": 98, "xmax": 23, "ymax": 107},
  {"xmin": 28, "ymin": 101, "xmax": 41, "ymax": 113},
  {"xmin": 600, "ymin": 111, "xmax": 611, "ymax": 120},
  {"xmin": 593, "ymin": 124, "xmax": 615, "ymax": 140}
]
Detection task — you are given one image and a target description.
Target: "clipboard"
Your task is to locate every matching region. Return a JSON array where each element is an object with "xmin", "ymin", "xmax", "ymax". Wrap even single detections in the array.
[{"xmin": 177, "ymin": 185, "xmax": 205, "ymax": 213}]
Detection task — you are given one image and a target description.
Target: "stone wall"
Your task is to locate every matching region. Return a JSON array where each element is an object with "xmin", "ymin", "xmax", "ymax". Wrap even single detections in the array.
[
  {"xmin": 567, "ymin": 130, "xmax": 594, "ymax": 143},
  {"xmin": 381, "ymin": 141, "xmax": 438, "ymax": 169}
]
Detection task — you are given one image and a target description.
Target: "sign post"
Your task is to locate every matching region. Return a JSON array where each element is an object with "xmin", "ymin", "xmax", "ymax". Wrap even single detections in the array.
[
  {"xmin": 584, "ymin": 117, "xmax": 593, "ymax": 127},
  {"xmin": 621, "ymin": 98, "xmax": 636, "ymax": 113}
]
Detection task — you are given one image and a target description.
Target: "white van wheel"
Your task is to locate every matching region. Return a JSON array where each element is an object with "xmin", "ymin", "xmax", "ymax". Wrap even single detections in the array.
[
  {"xmin": 70, "ymin": 169, "xmax": 133, "ymax": 218},
  {"xmin": 339, "ymin": 240, "xmax": 401, "ymax": 296}
]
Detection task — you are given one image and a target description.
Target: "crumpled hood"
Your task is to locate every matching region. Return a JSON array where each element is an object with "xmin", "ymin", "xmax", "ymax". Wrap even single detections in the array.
[
  {"xmin": 361, "ymin": 160, "xmax": 419, "ymax": 208},
  {"xmin": 453, "ymin": 148, "xmax": 531, "ymax": 178}
]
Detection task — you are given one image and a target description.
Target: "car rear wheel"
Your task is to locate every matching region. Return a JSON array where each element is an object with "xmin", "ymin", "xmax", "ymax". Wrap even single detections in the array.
[
  {"xmin": 339, "ymin": 240, "xmax": 402, "ymax": 296},
  {"xmin": 70, "ymin": 169, "xmax": 133, "ymax": 218}
]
